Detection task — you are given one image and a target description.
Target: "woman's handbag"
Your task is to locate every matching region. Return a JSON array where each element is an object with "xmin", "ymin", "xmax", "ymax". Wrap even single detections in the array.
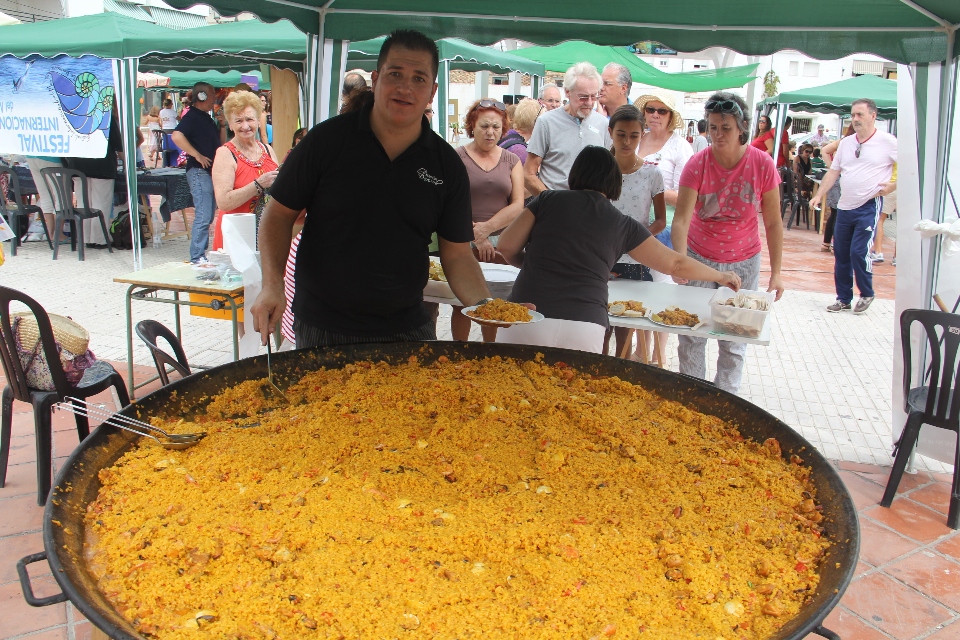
[{"xmin": 11, "ymin": 312, "xmax": 96, "ymax": 390}]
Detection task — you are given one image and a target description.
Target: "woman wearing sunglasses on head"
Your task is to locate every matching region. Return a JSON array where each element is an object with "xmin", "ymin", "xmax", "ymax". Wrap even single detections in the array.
[
  {"xmin": 449, "ymin": 98, "xmax": 526, "ymax": 342},
  {"xmin": 632, "ymin": 92, "xmax": 694, "ymax": 277},
  {"xmin": 671, "ymin": 91, "xmax": 785, "ymax": 394}
]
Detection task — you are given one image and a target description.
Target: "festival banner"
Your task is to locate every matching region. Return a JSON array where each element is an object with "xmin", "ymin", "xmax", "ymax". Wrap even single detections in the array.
[{"xmin": 0, "ymin": 54, "xmax": 116, "ymax": 158}]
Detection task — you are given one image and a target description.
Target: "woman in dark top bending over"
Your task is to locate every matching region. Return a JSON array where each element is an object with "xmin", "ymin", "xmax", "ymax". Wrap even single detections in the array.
[{"xmin": 496, "ymin": 146, "xmax": 740, "ymax": 353}]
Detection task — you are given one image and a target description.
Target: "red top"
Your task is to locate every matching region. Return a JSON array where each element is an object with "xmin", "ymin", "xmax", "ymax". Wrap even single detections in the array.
[
  {"xmin": 776, "ymin": 129, "xmax": 789, "ymax": 167},
  {"xmin": 221, "ymin": 140, "xmax": 278, "ymax": 214},
  {"xmin": 212, "ymin": 140, "xmax": 278, "ymax": 251},
  {"xmin": 750, "ymin": 130, "xmax": 774, "ymax": 154}
]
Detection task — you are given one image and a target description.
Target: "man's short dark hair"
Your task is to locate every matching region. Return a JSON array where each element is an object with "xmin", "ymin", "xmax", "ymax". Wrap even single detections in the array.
[
  {"xmin": 697, "ymin": 119, "xmax": 707, "ymax": 134},
  {"xmin": 852, "ymin": 98, "xmax": 878, "ymax": 115},
  {"xmin": 377, "ymin": 29, "xmax": 440, "ymax": 80},
  {"xmin": 342, "ymin": 72, "xmax": 368, "ymax": 97},
  {"xmin": 568, "ymin": 146, "xmax": 622, "ymax": 201}
]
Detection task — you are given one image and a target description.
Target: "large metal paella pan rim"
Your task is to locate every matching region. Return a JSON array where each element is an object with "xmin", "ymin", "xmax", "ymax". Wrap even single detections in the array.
[{"xmin": 39, "ymin": 342, "xmax": 858, "ymax": 640}]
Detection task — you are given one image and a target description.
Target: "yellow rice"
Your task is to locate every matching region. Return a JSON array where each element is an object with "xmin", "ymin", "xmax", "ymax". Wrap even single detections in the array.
[{"xmin": 83, "ymin": 356, "xmax": 830, "ymax": 639}]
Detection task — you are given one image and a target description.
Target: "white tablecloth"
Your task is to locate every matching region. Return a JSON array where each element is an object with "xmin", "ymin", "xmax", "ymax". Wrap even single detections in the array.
[{"xmin": 424, "ymin": 279, "xmax": 772, "ymax": 346}]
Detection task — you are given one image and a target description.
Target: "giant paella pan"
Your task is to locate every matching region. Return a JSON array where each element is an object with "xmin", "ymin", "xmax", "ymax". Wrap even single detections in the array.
[{"xmin": 20, "ymin": 342, "xmax": 856, "ymax": 639}]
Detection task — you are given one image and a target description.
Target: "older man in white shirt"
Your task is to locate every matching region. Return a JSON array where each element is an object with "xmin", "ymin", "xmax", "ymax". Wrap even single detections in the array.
[{"xmin": 811, "ymin": 98, "xmax": 896, "ymax": 315}]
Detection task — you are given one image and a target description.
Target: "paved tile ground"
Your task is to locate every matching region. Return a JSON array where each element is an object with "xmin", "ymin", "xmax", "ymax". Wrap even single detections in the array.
[{"xmin": 4, "ymin": 202, "xmax": 956, "ymax": 639}]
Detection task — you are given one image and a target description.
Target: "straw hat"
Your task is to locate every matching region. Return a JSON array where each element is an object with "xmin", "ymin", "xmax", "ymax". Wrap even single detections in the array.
[{"xmin": 633, "ymin": 92, "xmax": 684, "ymax": 131}]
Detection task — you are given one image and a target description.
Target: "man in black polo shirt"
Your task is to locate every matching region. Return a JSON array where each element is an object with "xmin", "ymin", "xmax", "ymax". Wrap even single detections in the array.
[
  {"xmin": 251, "ymin": 30, "xmax": 493, "ymax": 347},
  {"xmin": 172, "ymin": 82, "xmax": 224, "ymax": 263}
]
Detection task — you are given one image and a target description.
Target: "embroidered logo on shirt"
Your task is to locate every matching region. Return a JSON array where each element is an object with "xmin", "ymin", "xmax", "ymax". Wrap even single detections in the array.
[{"xmin": 417, "ymin": 168, "xmax": 443, "ymax": 185}]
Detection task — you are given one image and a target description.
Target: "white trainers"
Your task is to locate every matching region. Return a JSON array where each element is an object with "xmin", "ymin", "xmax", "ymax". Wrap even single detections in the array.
[{"xmin": 871, "ymin": 252, "xmax": 884, "ymax": 263}]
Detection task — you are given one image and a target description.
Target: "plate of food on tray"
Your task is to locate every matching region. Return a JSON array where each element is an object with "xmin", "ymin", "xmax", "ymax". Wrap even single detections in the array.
[
  {"xmin": 608, "ymin": 300, "xmax": 650, "ymax": 318},
  {"xmin": 649, "ymin": 306, "xmax": 707, "ymax": 329},
  {"xmin": 461, "ymin": 298, "xmax": 544, "ymax": 327}
]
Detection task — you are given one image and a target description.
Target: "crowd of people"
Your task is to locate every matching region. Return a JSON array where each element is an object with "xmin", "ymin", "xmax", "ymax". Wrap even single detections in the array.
[
  {"xmin": 749, "ymin": 102, "xmax": 898, "ymax": 314},
  {"xmin": 5, "ymin": 27, "xmax": 894, "ymax": 397},
  {"xmin": 242, "ymin": 30, "xmax": 800, "ymax": 396}
]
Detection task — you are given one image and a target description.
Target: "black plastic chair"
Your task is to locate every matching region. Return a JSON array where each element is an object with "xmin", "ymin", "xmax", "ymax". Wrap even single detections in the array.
[
  {"xmin": 39, "ymin": 167, "xmax": 112, "ymax": 261},
  {"xmin": 778, "ymin": 166, "xmax": 795, "ymax": 223},
  {"xmin": 0, "ymin": 164, "xmax": 50, "ymax": 256},
  {"xmin": 881, "ymin": 309, "xmax": 960, "ymax": 527},
  {"xmin": 780, "ymin": 168, "xmax": 810, "ymax": 230},
  {"xmin": 135, "ymin": 320, "xmax": 191, "ymax": 386},
  {"xmin": 0, "ymin": 286, "xmax": 130, "ymax": 505}
]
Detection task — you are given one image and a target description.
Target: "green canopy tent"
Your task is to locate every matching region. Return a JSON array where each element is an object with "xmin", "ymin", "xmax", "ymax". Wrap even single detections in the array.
[
  {"xmin": 162, "ymin": 1, "xmax": 955, "ymax": 64},
  {"xmin": 151, "ymin": 69, "xmax": 270, "ymax": 90},
  {"xmin": 0, "ymin": 13, "xmax": 310, "ymax": 269},
  {"xmin": 757, "ymin": 75, "xmax": 898, "ymax": 195},
  {"xmin": 758, "ymin": 74, "xmax": 898, "ymax": 118},
  {"xmin": 347, "ymin": 37, "xmax": 545, "ymax": 136},
  {"xmin": 511, "ymin": 41, "xmax": 759, "ymax": 93},
  {"xmin": 0, "ymin": 13, "xmax": 191, "ymax": 270},
  {"xmin": 138, "ymin": 18, "xmax": 306, "ymax": 74}
]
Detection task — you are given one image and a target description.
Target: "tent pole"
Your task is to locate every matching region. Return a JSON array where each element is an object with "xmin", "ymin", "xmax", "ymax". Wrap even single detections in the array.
[
  {"xmin": 114, "ymin": 57, "xmax": 142, "ymax": 271},
  {"xmin": 532, "ymin": 74, "xmax": 541, "ymax": 100},
  {"xmin": 923, "ymin": 28, "xmax": 957, "ymax": 309},
  {"xmin": 773, "ymin": 106, "xmax": 788, "ymax": 168},
  {"xmin": 438, "ymin": 59, "xmax": 450, "ymax": 139}
]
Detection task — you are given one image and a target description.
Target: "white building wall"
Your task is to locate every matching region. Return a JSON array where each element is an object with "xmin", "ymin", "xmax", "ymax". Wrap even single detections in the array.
[{"xmin": 0, "ymin": 0, "xmax": 64, "ymax": 20}]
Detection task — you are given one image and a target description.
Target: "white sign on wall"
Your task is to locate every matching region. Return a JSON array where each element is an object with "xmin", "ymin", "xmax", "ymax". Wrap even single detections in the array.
[{"xmin": 0, "ymin": 54, "xmax": 115, "ymax": 158}]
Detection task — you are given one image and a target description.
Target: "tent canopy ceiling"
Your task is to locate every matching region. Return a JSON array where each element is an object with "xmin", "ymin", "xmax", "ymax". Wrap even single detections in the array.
[
  {"xmin": 348, "ymin": 37, "xmax": 544, "ymax": 76},
  {"xmin": 0, "ymin": 12, "xmax": 306, "ymax": 70},
  {"xmin": 511, "ymin": 41, "xmax": 758, "ymax": 92},
  {"xmin": 164, "ymin": 0, "xmax": 958, "ymax": 64},
  {"xmin": 759, "ymin": 74, "xmax": 898, "ymax": 117}
]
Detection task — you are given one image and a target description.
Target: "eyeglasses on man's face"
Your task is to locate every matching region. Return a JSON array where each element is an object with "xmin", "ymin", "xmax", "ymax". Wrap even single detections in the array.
[{"xmin": 575, "ymin": 93, "xmax": 600, "ymax": 103}]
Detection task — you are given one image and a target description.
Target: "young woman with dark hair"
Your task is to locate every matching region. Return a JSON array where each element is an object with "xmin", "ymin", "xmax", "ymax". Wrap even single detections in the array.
[
  {"xmin": 495, "ymin": 146, "xmax": 739, "ymax": 353},
  {"xmin": 606, "ymin": 104, "xmax": 668, "ymax": 360}
]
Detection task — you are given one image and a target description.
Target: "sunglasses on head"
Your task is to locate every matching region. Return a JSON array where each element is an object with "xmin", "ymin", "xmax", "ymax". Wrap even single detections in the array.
[
  {"xmin": 704, "ymin": 99, "xmax": 744, "ymax": 117},
  {"xmin": 478, "ymin": 99, "xmax": 506, "ymax": 112},
  {"xmin": 644, "ymin": 106, "xmax": 670, "ymax": 116}
]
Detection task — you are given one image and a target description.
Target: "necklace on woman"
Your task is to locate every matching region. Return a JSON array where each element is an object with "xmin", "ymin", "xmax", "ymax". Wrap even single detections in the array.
[
  {"xmin": 620, "ymin": 155, "xmax": 640, "ymax": 174},
  {"xmin": 234, "ymin": 140, "xmax": 264, "ymax": 164}
]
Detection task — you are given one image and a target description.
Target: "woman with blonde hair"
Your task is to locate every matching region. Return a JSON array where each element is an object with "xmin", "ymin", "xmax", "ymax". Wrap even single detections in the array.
[
  {"xmin": 498, "ymin": 98, "xmax": 542, "ymax": 166},
  {"xmin": 145, "ymin": 106, "xmax": 161, "ymax": 162},
  {"xmin": 211, "ymin": 90, "xmax": 279, "ymax": 250}
]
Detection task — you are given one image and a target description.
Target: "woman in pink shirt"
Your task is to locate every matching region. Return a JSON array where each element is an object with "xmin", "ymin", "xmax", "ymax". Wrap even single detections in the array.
[{"xmin": 671, "ymin": 92, "xmax": 785, "ymax": 394}]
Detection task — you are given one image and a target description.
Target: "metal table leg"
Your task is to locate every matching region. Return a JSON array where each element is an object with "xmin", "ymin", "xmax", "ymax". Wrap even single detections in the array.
[
  {"xmin": 226, "ymin": 294, "xmax": 240, "ymax": 361},
  {"xmin": 125, "ymin": 285, "xmax": 136, "ymax": 398}
]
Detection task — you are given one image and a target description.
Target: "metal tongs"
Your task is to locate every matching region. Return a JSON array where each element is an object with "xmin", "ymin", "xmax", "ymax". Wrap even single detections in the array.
[
  {"xmin": 56, "ymin": 397, "xmax": 207, "ymax": 450},
  {"xmin": 263, "ymin": 339, "xmax": 289, "ymax": 403}
]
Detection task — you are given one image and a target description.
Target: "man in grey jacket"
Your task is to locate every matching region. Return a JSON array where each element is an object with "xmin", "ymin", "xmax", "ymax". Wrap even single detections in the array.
[{"xmin": 525, "ymin": 62, "xmax": 612, "ymax": 194}]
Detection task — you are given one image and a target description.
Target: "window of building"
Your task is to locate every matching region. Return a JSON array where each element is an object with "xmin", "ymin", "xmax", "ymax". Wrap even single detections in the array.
[
  {"xmin": 788, "ymin": 61, "xmax": 799, "ymax": 76},
  {"xmin": 803, "ymin": 62, "xmax": 820, "ymax": 77},
  {"xmin": 659, "ymin": 60, "xmax": 669, "ymax": 67},
  {"xmin": 792, "ymin": 118, "xmax": 812, "ymax": 134},
  {"xmin": 492, "ymin": 75, "xmax": 508, "ymax": 86}
]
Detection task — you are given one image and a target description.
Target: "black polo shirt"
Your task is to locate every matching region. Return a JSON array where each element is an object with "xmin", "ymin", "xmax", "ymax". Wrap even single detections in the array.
[
  {"xmin": 173, "ymin": 108, "xmax": 221, "ymax": 172},
  {"xmin": 271, "ymin": 101, "xmax": 473, "ymax": 336}
]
